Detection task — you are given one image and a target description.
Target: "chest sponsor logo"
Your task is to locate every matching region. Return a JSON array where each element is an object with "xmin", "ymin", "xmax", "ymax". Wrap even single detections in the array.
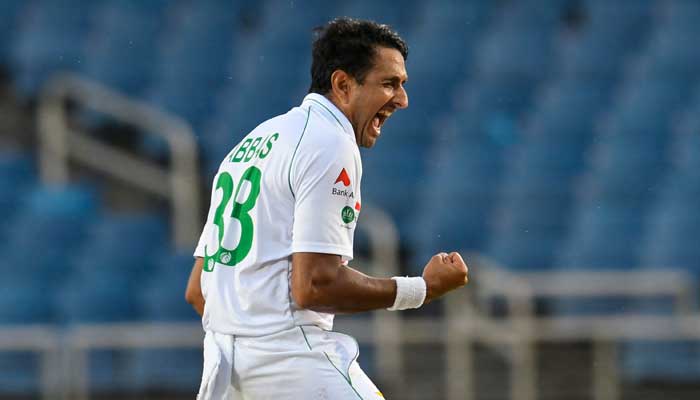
[
  {"xmin": 332, "ymin": 168, "xmax": 355, "ymax": 198},
  {"xmin": 335, "ymin": 168, "xmax": 351, "ymax": 186}
]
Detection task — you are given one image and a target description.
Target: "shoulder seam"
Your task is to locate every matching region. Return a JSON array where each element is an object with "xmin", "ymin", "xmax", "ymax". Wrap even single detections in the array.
[
  {"xmin": 307, "ymin": 98, "xmax": 344, "ymax": 132},
  {"xmin": 288, "ymin": 107, "xmax": 312, "ymax": 198}
]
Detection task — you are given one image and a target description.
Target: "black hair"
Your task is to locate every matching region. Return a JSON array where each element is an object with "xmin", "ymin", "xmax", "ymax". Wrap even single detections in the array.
[{"xmin": 308, "ymin": 17, "xmax": 408, "ymax": 94}]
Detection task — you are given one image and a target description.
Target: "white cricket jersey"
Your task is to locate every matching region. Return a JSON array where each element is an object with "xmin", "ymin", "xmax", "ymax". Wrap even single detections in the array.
[{"xmin": 194, "ymin": 93, "xmax": 362, "ymax": 337}]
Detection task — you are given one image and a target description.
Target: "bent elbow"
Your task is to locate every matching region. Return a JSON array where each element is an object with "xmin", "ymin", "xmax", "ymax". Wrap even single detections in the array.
[
  {"xmin": 290, "ymin": 252, "xmax": 342, "ymax": 310},
  {"xmin": 291, "ymin": 286, "xmax": 315, "ymax": 309},
  {"xmin": 184, "ymin": 288, "xmax": 199, "ymax": 306}
]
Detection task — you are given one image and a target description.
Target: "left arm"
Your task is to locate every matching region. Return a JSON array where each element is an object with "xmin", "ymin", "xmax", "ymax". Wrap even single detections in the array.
[{"xmin": 185, "ymin": 257, "xmax": 205, "ymax": 316}]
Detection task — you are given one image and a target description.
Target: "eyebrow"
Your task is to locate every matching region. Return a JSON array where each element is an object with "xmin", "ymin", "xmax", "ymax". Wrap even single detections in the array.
[{"xmin": 382, "ymin": 76, "xmax": 408, "ymax": 84}]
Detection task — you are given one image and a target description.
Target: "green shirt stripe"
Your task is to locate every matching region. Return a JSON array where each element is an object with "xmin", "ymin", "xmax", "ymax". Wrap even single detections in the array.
[
  {"xmin": 307, "ymin": 98, "xmax": 345, "ymax": 131},
  {"xmin": 299, "ymin": 326, "xmax": 365, "ymax": 400},
  {"xmin": 288, "ymin": 107, "xmax": 312, "ymax": 198}
]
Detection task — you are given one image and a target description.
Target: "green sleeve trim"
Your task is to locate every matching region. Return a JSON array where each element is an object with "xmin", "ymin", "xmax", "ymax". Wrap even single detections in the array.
[
  {"xmin": 299, "ymin": 326, "xmax": 364, "ymax": 400},
  {"xmin": 300, "ymin": 326, "xmax": 313, "ymax": 351},
  {"xmin": 288, "ymin": 107, "xmax": 312, "ymax": 198}
]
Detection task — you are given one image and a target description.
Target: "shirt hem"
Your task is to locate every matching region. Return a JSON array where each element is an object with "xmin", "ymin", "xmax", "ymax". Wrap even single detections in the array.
[{"xmin": 292, "ymin": 242, "xmax": 353, "ymax": 260}]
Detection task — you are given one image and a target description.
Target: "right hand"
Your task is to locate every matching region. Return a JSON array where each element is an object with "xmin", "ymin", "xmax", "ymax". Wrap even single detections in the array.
[{"xmin": 422, "ymin": 252, "xmax": 469, "ymax": 303}]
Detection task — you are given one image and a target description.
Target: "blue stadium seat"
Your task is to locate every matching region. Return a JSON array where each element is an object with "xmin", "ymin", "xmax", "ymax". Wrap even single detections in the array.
[
  {"xmin": 0, "ymin": 1, "xmax": 24, "ymax": 63},
  {"xmin": 495, "ymin": 174, "xmax": 572, "ymax": 229},
  {"xmin": 138, "ymin": 250, "xmax": 198, "ymax": 322},
  {"xmin": 640, "ymin": 173, "xmax": 700, "ymax": 276},
  {"xmin": 5, "ymin": 184, "xmax": 98, "ymax": 284},
  {"xmin": 558, "ymin": 7, "xmax": 650, "ymax": 84},
  {"xmin": 338, "ymin": 0, "xmax": 419, "ymax": 35},
  {"xmin": 198, "ymin": 114, "xmax": 248, "ymax": 176},
  {"xmin": 494, "ymin": 0, "xmax": 563, "ymax": 32},
  {"xmin": 418, "ymin": 0, "xmax": 492, "ymax": 33},
  {"xmin": 509, "ymin": 136, "xmax": 588, "ymax": 177},
  {"xmin": 619, "ymin": 124, "xmax": 700, "ymax": 383},
  {"xmin": 9, "ymin": 0, "xmax": 95, "ymax": 95},
  {"xmin": 623, "ymin": 341, "xmax": 700, "ymax": 382},
  {"xmin": 556, "ymin": 202, "xmax": 644, "ymax": 269},
  {"xmin": 664, "ymin": 0, "xmax": 700, "ymax": 25},
  {"xmin": 590, "ymin": 138, "xmax": 667, "ymax": 182},
  {"xmin": 0, "ymin": 352, "xmax": 39, "ymax": 395},
  {"xmin": 673, "ymin": 117, "xmax": 700, "ymax": 169},
  {"xmin": 476, "ymin": 30, "xmax": 553, "ymax": 85},
  {"xmin": 84, "ymin": 350, "xmax": 137, "ymax": 394},
  {"xmin": 26, "ymin": 183, "xmax": 98, "ymax": 219},
  {"xmin": 140, "ymin": 0, "xmax": 237, "ymax": 136},
  {"xmin": 638, "ymin": 31, "xmax": 700, "ymax": 80},
  {"xmin": 145, "ymin": 80, "xmax": 217, "ymax": 132},
  {"xmin": 395, "ymin": 32, "xmax": 473, "ymax": 135},
  {"xmin": 361, "ymin": 137, "xmax": 428, "ymax": 239},
  {"xmin": 527, "ymin": 80, "xmax": 609, "ymax": 135},
  {"xmin": 0, "ymin": 277, "xmax": 53, "ymax": 324},
  {"xmin": 55, "ymin": 211, "xmax": 169, "ymax": 324},
  {"xmin": 261, "ymin": 0, "xmax": 341, "ymax": 32},
  {"xmin": 128, "ymin": 250, "xmax": 201, "ymax": 391},
  {"xmin": 127, "ymin": 348, "xmax": 202, "ymax": 392},
  {"xmin": 458, "ymin": 82, "xmax": 534, "ymax": 121},
  {"xmin": 71, "ymin": 213, "xmax": 168, "ymax": 278},
  {"xmin": 617, "ymin": 80, "xmax": 691, "ymax": 121},
  {"xmin": 79, "ymin": 1, "xmax": 165, "ymax": 96},
  {"xmin": 0, "ymin": 151, "xmax": 36, "ymax": 231},
  {"xmin": 407, "ymin": 121, "xmax": 508, "ymax": 269},
  {"xmin": 55, "ymin": 271, "xmax": 137, "ymax": 323},
  {"xmin": 486, "ymin": 232, "xmax": 561, "ymax": 271},
  {"xmin": 583, "ymin": 0, "xmax": 653, "ymax": 34},
  {"xmin": 484, "ymin": 166, "xmax": 573, "ymax": 271}
]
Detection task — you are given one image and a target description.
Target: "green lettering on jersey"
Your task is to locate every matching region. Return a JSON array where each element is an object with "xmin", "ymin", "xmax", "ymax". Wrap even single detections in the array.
[
  {"xmin": 231, "ymin": 138, "xmax": 252, "ymax": 162},
  {"xmin": 258, "ymin": 133, "xmax": 279, "ymax": 159},
  {"xmin": 229, "ymin": 134, "xmax": 280, "ymax": 164},
  {"xmin": 244, "ymin": 137, "xmax": 262, "ymax": 162}
]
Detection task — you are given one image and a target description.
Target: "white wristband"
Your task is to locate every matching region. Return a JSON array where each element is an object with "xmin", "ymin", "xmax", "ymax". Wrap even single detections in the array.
[{"xmin": 387, "ymin": 276, "xmax": 427, "ymax": 311}]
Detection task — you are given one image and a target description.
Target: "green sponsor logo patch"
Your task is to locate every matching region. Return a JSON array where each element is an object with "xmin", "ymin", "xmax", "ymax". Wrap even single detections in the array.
[{"xmin": 341, "ymin": 206, "xmax": 355, "ymax": 224}]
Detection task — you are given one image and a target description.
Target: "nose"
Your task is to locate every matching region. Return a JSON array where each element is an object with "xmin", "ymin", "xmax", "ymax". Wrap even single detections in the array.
[{"xmin": 394, "ymin": 85, "xmax": 408, "ymax": 109}]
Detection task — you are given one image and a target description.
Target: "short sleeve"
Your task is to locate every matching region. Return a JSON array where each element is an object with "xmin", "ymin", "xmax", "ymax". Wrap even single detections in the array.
[
  {"xmin": 290, "ymin": 138, "xmax": 361, "ymax": 261},
  {"xmin": 193, "ymin": 224, "xmax": 210, "ymax": 258}
]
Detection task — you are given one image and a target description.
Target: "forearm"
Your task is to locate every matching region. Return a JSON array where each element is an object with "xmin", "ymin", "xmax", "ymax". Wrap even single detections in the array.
[
  {"xmin": 298, "ymin": 264, "xmax": 397, "ymax": 314},
  {"xmin": 189, "ymin": 291, "xmax": 205, "ymax": 317},
  {"xmin": 185, "ymin": 257, "xmax": 206, "ymax": 317}
]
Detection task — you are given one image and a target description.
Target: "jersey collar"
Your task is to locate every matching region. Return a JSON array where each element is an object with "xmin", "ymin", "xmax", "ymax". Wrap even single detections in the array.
[{"xmin": 302, "ymin": 93, "xmax": 356, "ymax": 143}]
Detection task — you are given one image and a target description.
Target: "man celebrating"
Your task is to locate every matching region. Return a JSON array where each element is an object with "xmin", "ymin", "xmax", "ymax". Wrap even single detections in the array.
[{"xmin": 186, "ymin": 18, "xmax": 469, "ymax": 399}]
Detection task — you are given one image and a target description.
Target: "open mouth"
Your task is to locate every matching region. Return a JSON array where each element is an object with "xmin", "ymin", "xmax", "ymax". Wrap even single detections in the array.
[{"xmin": 371, "ymin": 110, "xmax": 392, "ymax": 135}]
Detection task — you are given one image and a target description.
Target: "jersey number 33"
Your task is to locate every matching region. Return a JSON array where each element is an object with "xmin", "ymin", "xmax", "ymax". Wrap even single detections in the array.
[{"xmin": 203, "ymin": 165, "xmax": 262, "ymax": 272}]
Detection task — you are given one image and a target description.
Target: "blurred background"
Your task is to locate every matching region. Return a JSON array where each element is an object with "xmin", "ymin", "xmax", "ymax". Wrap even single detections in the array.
[{"xmin": 1, "ymin": 0, "xmax": 700, "ymax": 399}]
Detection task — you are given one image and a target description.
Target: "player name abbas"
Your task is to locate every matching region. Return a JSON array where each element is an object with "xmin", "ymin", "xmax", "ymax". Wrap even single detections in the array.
[{"xmin": 227, "ymin": 133, "xmax": 279, "ymax": 164}]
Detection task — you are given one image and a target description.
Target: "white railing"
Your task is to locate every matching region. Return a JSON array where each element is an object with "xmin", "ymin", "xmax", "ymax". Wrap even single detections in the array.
[
  {"xmin": 37, "ymin": 73, "xmax": 201, "ymax": 248},
  {"xmin": 465, "ymin": 256, "xmax": 695, "ymax": 400},
  {"xmin": 3, "ymin": 249, "xmax": 696, "ymax": 400}
]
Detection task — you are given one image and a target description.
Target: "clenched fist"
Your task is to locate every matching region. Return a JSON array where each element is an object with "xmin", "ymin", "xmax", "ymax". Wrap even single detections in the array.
[{"xmin": 422, "ymin": 252, "xmax": 469, "ymax": 303}]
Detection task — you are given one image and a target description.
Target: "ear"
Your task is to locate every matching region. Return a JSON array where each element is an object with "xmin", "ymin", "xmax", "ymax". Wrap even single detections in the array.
[{"xmin": 330, "ymin": 69, "xmax": 355, "ymax": 105}]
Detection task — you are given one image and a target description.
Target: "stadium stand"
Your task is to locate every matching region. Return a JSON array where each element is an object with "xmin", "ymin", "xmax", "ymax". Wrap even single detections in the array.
[{"xmin": 2, "ymin": 0, "xmax": 700, "ymax": 397}]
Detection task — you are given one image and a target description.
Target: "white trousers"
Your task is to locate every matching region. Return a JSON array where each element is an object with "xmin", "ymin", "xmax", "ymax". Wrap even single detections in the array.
[{"xmin": 197, "ymin": 325, "xmax": 385, "ymax": 399}]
